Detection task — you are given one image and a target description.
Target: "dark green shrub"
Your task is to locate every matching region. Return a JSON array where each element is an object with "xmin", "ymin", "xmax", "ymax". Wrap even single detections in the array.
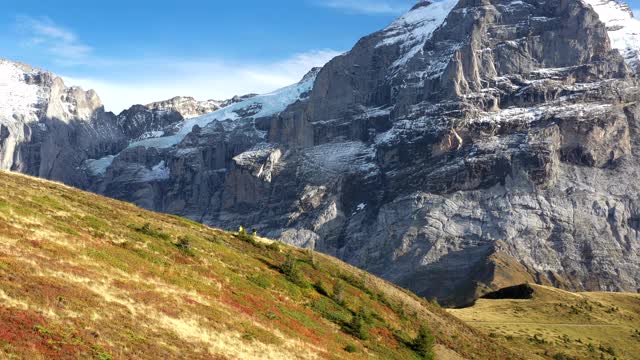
[
  {"xmin": 137, "ymin": 222, "xmax": 171, "ymax": 241},
  {"xmin": 267, "ymin": 241, "xmax": 281, "ymax": 252},
  {"xmin": 552, "ymin": 353, "xmax": 577, "ymax": 360},
  {"xmin": 311, "ymin": 299, "xmax": 346, "ymax": 324},
  {"xmin": 265, "ymin": 311, "xmax": 277, "ymax": 320},
  {"xmin": 344, "ymin": 344, "xmax": 357, "ymax": 353},
  {"xmin": 411, "ymin": 325, "xmax": 435, "ymax": 359},
  {"xmin": 281, "ymin": 252, "xmax": 306, "ymax": 287},
  {"xmin": 341, "ymin": 272, "xmax": 370, "ymax": 294},
  {"xmin": 314, "ymin": 280, "xmax": 330, "ymax": 297},
  {"xmin": 236, "ymin": 230, "xmax": 258, "ymax": 246},
  {"xmin": 347, "ymin": 308, "xmax": 369, "ymax": 340},
  {"xmin": 249, "ymin": 274, "xmax": 272, "ymax": 289},
  {"xmin": 529, "ymin": 334, "xmax": 547, "ymax": 344},
  {"xmin": 175, "ymin": 235, "xmax": 194, "ymax": 255},
  {"xmin": 599, "ymin": 344, "xmax": 616, "ymax": 356}
]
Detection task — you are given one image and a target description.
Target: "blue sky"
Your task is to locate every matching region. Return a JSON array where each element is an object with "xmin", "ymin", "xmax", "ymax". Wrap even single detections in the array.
[
  {"xmin": 2, "ymin": 0, "xmax": 640, "ymax": 112},
  {"xmin": 0, "ymin": 0, "xmax": 418, "ymax": 112}
]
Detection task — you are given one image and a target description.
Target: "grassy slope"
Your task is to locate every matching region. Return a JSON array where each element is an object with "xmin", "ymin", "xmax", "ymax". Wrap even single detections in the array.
[
  {"xmin": 449, "ymin": 284, "xmax": 640, "ymax": 360},
  {"xmin": 0, "ymin": 171, "xmax": 516, "ymax": 360}
]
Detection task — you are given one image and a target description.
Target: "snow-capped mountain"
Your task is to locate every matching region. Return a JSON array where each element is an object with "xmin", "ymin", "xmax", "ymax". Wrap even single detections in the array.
[
  {"xmin": 0, "ymin": 59, "xmax": 126, "ymax": 184},
  {"xmin": 3, "ymin": 0, "xmax": 640, "ymax": 305},
  {"xmin": 585, "ymin": 0, "xmax": 640, "ymax": 70}
]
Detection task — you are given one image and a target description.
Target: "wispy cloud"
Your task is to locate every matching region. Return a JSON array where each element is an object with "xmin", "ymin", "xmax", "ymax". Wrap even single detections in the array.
[
  {"xmin": 16, "ymin": 16, "xmax": 93, "ymax": 64},
  {"xmin": 315, "ymin": 0, "xmax": 412, "ymax": 15},
  {"xmin": 63, "ymin": 49, "xmax": 342, "ymax": 113},
  {"xmin": 12, "ymin": 15, "xmax": 342, "ymax": 113}
]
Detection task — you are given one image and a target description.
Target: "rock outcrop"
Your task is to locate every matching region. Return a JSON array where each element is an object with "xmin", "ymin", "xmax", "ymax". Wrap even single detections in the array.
[
  {"xmin": 145, "ymin": 94, "xmax": 257, "ymax": 120},
  {"xmin": 0, "ymin": 60, "xmax": 126, "ymax": 186},
  {"xmin": 3, "ymin": 0, "xmax": 640, "ymax": 306}
]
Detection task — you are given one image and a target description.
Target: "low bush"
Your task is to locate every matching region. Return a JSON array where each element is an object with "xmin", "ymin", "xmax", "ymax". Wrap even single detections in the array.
[
  {"xmin": 344, "ymin": 344, "xmax": 357, "ymax": 353},
  {"xmin": 346, "ymin": 308, "xmax": 370, "ymax": 340},
  {"xmin": 249, "ymin": 274, "xmax": 272, "ymax": 289},
  {"xmin": 599, "ymin": 344, "xmax": 616, "ymax": 356},
  {"xmin": 311, "ymin": 298, "xmax": 347, "ymax": 324},
  {"xmin": 552, "ymin": 353, "xmax": 579, "ymax": 360},
  {"xmin": 235, "ymin": 231, "xmax": 258, "ymax": 246},
  {"xmin": 529, "ymin": 334, "xmax": 547, "ymax": 344},
  {"xmin": 313, "ymin": 280, "xmax": 330, "ymax": 297},
  {"xmin": 175, "ymin": 235, "xmax": 195, "ymax": 255},
  {"xmin": 267, "ymin": 241, "xmax": 281, "ymax": 252},
  {"xmin": 137, "ymin": 223, "xmax": 171, "ymax": 241},
  {"xmin": 281, "ymin": 252, "xmax": 307, "ymax": 287},
  {"xmin": 411, "ymin": 325, "xmax": 435, "ymax": 360}
]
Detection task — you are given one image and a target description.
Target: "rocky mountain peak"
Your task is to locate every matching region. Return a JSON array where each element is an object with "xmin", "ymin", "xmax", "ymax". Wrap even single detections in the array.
[
  {"xmin": 411, "ymin": 1, "xmax": 434, "ymax": 11},
  {"xmin": 300, "ymin": 67, "xmax": 323, "ymax": 83},
  {"xmin": 145, "ymin": 96, "xmax": 223, "ymax": 119},
  {"xmin": 0, "ymin": 59, "xmax": 43, "ymax": 124},
  {"xmin": 0, "ymin": 59, "xmax": 107, "ymax": 125}
]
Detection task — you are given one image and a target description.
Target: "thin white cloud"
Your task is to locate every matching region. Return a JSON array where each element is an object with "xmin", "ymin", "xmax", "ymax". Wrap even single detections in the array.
[
  {"xmin": 16, "ymin": 16, "xmax": 93, "ymax": 64},
  {"xmin": 63, "ymin": 49, "xmax": 342, "ymax": 113},
  {"xmin": 13, "ymin": 15, "xmax": 342, "ymax": 113},
  {"xmin": 634, "ymin": 8, "xmax": 640, "ymax": 19},
  {"xmin": 316, "ymin": 0, "xmax": 412, "ymax": 14}
]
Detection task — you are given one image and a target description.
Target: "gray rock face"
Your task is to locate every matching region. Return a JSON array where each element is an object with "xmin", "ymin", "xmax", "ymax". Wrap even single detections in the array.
[
  {"xmin": 145, "ymin": 95, "xmax": 258, "ymax": 119},
  {"xmin": 0, "ymin": 59, "xmax": 127, "ymax": 186},
  {"xmin": 0, "ymin": 60, "xmax": 196, "ymax": 188},
  {"xmin": 116, "ymin": 105, "xmax": 184, "ymax": 140},
  {"xmin": 3, "ymin": 0, "xmax": 640, "ymax": 306}
]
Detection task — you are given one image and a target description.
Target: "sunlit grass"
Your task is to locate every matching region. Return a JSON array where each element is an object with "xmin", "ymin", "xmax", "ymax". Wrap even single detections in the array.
[{"xmin": 0, "ymin": 170, "xmax": 515, "ymax": 359}]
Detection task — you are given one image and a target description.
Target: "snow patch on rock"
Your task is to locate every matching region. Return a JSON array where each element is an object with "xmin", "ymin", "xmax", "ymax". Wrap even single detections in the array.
[
  {"xmin": 128, "ymin": 74, "xmax": 318, "ymax": 150},
  {"xmin": 583, "ymin": 0, "xmax": 640, "ymax": 70},
  {"xmin": 303, "ymin": 141, "xmax": 377, "ymax": 175},
  {"xmin": 233, "ymin": 143, "xmax": 277, "ymax": 167},
  {"xmin": 0, "ymin": 60, "xmax": 41, "ymax": 123},
  {"xmin": 378, "ymin": 0, "xmax": 458, "ymax": 68},
  {"xmin": 85, "ymin": 155, "xmax": 116, "ymax": 176},
  {"xmin": 140, "ymin": 161, "xmax": 170, "ymax": 181}
]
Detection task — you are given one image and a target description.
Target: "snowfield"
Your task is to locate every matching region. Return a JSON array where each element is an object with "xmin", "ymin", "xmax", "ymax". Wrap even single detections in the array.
[
  {"xmin": 583, "ymin": 0, "xmax": 640, "ymax": 69},
  {"xmin": 377, "ymin": 0, "xmax": 458, "ymax": 68},
  {"xmin": 0, "ymin": 60, "xmax": 41, "ymax": 123},
  {"xmin": 84, "ymin": 70, "xmax": 319, "ymax": 176},
  {"xmin": 127, "ymin": 73, "xmax": 317, "ymax": 150}
]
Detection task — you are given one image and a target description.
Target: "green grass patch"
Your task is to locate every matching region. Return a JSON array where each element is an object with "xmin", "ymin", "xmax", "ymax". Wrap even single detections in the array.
[
  {"xmin": 249, "ymin": 274, "xmax": 273, "ymax": 289},
  {"xmin": 134, "ymin": 223, "xmax": 172, "ymax": 241}
]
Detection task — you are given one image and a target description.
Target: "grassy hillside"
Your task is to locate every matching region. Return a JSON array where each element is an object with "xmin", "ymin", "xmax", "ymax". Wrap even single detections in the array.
[
  {"xmin": 449, "ymin": 284, "xmax": 640, "ymax": 360},
  {"xmin": 0, "ymin": 170, "xmax": 515, "ymax": 360}
]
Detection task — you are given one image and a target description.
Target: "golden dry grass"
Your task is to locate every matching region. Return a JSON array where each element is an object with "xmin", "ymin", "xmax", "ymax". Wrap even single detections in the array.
[
  {"xmin": 0, "ymin": 171, "xmax": 516, "ymax": 359},
  {"xmin": 449, "ymin": 284, "xmax": 640, "ymax": 360}
]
